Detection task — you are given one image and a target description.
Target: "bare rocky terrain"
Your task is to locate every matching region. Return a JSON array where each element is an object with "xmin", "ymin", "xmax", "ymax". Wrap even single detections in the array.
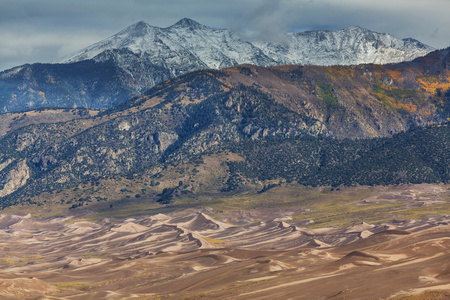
[{"xmin": 0, "ymin": 184, "xmax": 449, "ymax": 299}]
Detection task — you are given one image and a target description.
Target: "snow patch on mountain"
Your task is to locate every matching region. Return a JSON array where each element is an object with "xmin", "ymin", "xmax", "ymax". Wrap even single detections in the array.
[
  {"xmin": 254, "ymin": 26, "xmax": 434, "ymax": 65},
  {"xmin": 61, "ymin": 19, "xmax": 434, "ymax": 68}
]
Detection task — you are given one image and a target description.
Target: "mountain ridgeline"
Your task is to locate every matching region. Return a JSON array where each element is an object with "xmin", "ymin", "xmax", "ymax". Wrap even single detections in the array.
[
  {"xmin": 0, "ymin": 47, "xmax": 449, "ymax": 207},
  {"xmin": 0, "ymin": 19, "xmax": 434, "ymax": 113}
]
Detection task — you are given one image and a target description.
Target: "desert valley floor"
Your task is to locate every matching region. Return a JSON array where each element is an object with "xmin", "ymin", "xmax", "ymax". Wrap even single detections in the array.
[{"xmin": 0, "ymin": 184, "xmax": 449, "ymax": 299}]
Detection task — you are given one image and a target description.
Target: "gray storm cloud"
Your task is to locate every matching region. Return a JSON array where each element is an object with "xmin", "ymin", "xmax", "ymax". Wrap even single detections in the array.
[
  {"xmin": 0, "ymin": 0, "xmax": 449, "ymax": 71},
  {"xmin": 244, "ymin": 0, "xmax": 289, "ymax": 41}
]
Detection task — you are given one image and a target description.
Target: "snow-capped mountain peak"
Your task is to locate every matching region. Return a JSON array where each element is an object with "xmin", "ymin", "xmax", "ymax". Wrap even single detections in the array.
[
  {"xmin": 60, "ymin": 18, "xmax": 434, "ymax": 67},
  {"xmin": 169, "ymin": 18, "xmax": 207, "ymax": 30},
  {"xmin": 55, "ymin": 18, "xmax": 436, "ymax": 103},
  {"xmin": 123, "ymin": 21, "xmax": 154, "ymax": 35},
  {"xmin": 344, "ymin": 25, "xmax": 368, "ymax": 32},
  {"xmin": 0, "ymin": 18, "xmax": 440, "ymax": 113},
  {"xmin": 60, "ymin": 21, "xmax": 160, "ymax": 62}
]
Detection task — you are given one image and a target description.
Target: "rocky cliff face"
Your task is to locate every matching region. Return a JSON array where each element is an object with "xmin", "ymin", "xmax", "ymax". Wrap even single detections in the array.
[
  {"xmin": 0, "ymin": 160, "xmax": 30, "ymax": 197},
  {"xmin": 0, "ymin": 19, "xmax": 434, "ymax": 113}
]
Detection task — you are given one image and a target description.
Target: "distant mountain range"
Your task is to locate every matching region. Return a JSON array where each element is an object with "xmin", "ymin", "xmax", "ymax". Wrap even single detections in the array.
[
  {"xmin": 0, "ymin": 47, "xmax": 449, "ymax": 205},
  {"xmin": 0, "ymin": 18, "xmax": 434, "ymax": 113},
  {"xmin": 61, "ymin": 18, "xmax": 433, "ymax": 67}
]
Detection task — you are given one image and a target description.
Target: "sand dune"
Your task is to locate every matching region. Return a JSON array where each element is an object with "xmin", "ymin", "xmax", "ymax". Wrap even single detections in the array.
[
  {"xmin": 0, "ymin": 211, "xmax": 449, "ymax": 299},
  {"xmin": 0, "ymin": 278, "xmax": 59, "ymax": 298}
]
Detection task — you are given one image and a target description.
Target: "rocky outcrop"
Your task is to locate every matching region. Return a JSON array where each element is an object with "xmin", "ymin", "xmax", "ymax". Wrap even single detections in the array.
[
  {"xmin": 0, "ymin": 160, "xmax": 30, "ymax": 197},
  {"xmin": 154, "ymin": 132, "xmax": 179, "ymax": 152},
  {"xmin": 0, "ymin": 159, "xmax": 12, "ymax": 172}
]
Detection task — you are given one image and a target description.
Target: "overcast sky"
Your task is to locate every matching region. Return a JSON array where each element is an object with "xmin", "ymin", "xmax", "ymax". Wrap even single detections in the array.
[{"xmin": 1, "ymin": 0, "xmax": 449, "ymax": 71}]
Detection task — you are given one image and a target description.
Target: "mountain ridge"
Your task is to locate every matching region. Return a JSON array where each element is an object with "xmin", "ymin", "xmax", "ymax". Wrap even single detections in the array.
[
  {"xmin": 60, "ymin": 18, "xmax": 434, "ymax": 67},
  {"xmin": 0, "ymin": 47, "xmax": 449, "ymax": 205},
  {"xmin": 0, "ymin": 18, "xmax": 436, "ymax": 113}
]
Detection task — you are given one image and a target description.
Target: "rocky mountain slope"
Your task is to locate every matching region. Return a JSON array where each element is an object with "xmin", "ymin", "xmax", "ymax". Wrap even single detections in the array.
[
  {"xmin": 0, "ymin": 19, "xmax": 434, "ymax": 113},
  {"xmin": 0, "ymin": 48, "xmax": 449, "ymax": 206}
]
